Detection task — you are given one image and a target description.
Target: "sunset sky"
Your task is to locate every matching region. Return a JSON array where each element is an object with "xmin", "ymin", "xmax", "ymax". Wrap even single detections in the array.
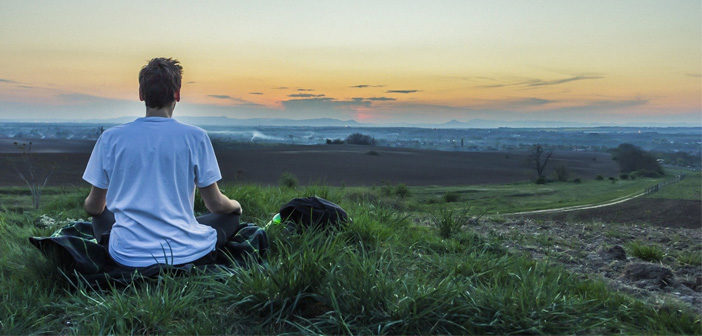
[{"xmin": 0, "ymin": 0, "xmax": 700, "ymax": 125}]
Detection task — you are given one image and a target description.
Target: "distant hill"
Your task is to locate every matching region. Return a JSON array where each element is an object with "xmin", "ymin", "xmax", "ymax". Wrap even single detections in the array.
[
  {"xmin": 176, "ymin": 117, "xmax": 361, "ymax": 127},
  {"xmin": 1, "ymin": 116, "xmax": 698, "ymax": 129}
]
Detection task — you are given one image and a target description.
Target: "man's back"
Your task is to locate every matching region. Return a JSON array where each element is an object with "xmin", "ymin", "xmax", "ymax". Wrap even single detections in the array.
[{"xmin": 83, "ymin": 116, "xmax": 221, "ymax": 267}]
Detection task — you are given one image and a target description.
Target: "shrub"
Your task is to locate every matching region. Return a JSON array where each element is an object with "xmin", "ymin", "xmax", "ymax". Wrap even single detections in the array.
[
  {"xmin": 394, "ymin": 184, "xmax": 410, "ymax": 198},
  {"xmin": 626, "ymin": 241, "xmax": 664, "ymax": 262},
  {"xmin": 535, "ymin": 176, "xmax": 547, "ymax": 184},
  {"xmin": 635, "ymin": 169, "xmax": 664, "ymax": 178},
  {"xmin": 279, "ymin": 172, "xmax": 298, "ymax": 189},
  {"xmin": 572, "ymin": 178, "xmax": 582, "ymax": 184},
  {"xmin": 366, "ymin": 150, "xmax": 379, "ymax": 156},
  {"xmin": 345, "ymin": 133, "xmax": 376, "ymax": 145},
  {"xmin": 554, "ymin": 164, "xmax": 569, "ymax": 182},
  {"xmin": 619, "ymin": 173, "xmax": 629, "ymax": 180},
  {"xmin": 380, "ymin": 183, "xmax": 393, "ymax": 196},
  {"xmin": 595, "ymin": 175, "xmax": 604, "ymax": 181},
  {"xmin": 430, "ymin": 209, "xmax": 467, "ymax": 239},
  {"xmin": 326, "ymin": 138, "xmax": 344, "ymax": 145},
  {"xmin": 443, "ymin": 191, "xmax": 460, "ymax": 202},
  {"xmin": 608, "ymin": 177, "xmax": 617, "ymax": 183}
]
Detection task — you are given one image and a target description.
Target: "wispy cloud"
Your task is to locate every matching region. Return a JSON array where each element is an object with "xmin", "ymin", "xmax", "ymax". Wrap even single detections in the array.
[
  {"xmin": 272, "ymin": 86, "xmax": 289, "ymax": 90},
  {"xmin": 476, "ymin": 75, "xmax": 603, "ymax": 89},
  {"xmin": 686, "ymin": 73, "xmax": 702, "ymax": 78},
  {"xmin": 526, "ymin": 75, "xmax": 603, "ymax": 87},
  {"xmin": 186, "ymin": 81, "xmax": 197, "ymax": 84},
  {"xmin": 288, "ymin": 93, "xmax": 325, "ymax": 98},
  {"xmin": 352, "ymin": 97, "xmax": 396, "ymax": 101},
  {"xmin": 249, "ymin": 92, "xmax": 263, "ymax": 95},
  {"xmin": 0, "ymin": 78, "xmax": 17, "ymax": 84},
  {"xmin": 386, "ymin": 89, "xmax": 420, "ymax": 94},
  {"xmin": 350, "ymin": 84, "xmax": 385, "ymax": 88},
  {"xmin": 207, "ymin": 94, "xmax": 255, "ymax": 104},
  {"xmin": 297, "ymin": 88, "xmax": 314, "ymax": 92},
  {"xmin": 209, "ymin": 94, "xmax": 235, "ymax": 99},
  {"xmin": 282, "ymin": 97, "xmax": 370, "ymax": 111}
]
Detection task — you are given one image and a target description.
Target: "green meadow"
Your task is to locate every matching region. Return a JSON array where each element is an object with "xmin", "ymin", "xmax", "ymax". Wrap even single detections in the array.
[{"xmin": 1, "ymin": 177, "xmax": 700, "ymax": 334}]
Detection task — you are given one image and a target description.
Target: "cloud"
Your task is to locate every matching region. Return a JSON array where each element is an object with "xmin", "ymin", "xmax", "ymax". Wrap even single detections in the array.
[
  {"xmin": 297, "ymin": 88, "xmax": 314, "ymax": 92},
  {"xmin": 686, "ymin": 73, "xmax": 702, "ymax": 78},
  {"xmin": 281, "ymin": 97, "xmax": 371, "ymax": 111},
  {"xmin": 350, "ymin": 84, "xmax": 385, "ymax": 88},
  {"xmin": 56, "ymin": 93, "xmax": 130, "ymax": 104},
  {"xmin": 526, "ymin": 75, "xmax": 603, "ymax": 87},
  {"xmin": 479, "ymin": 97, "xmax": 556, "ymax": 109},
  {"xmin": 249, "ymin": 92, "xmax": 263, "ymax": 95},
  {"xmin": 0, "ymin": 78, "xmax": 17, "ymax": 84},
  {"xmin": 272, "ymin": 86, "xmax": 289, "ymax": 90},
  {"xmin": 476, "ymin": 75, "xmax": 603, "ymax": 89},
  {"xmin": 386, "ymin": 89, "xmax": 420, "ymax": 94},
  {"xmin": 352, "ymin": 97, "xmax": 396, "ymax": 101},
  {"xmin": 288, "ymin": 93, "xmax": 325, "ymax": 98},
  {"xmin": 575, "ymin": 98, "xmax": 648, "ymax": 110},
  {"xmin": 186, "ymin": 81, "xmax": 196, "ymax": 84},
  {"xmin": 207, "ymin": 94, "xmax": 259, "ymax": 105}
]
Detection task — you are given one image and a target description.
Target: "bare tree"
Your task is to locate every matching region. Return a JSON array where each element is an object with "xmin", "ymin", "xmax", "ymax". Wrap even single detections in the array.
[
  {"xmin": 529, "ymin": 144, "xmax": 552, "ymax": 179},
  {"xmin": 11, "ymin": 141, "xmax": 53, "ymax": 209}
]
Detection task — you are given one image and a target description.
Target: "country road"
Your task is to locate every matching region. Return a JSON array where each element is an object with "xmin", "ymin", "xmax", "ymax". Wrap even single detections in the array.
[
  {"xmin": 507, "ymin": 191, "xmax": 647, "ymax": 216},
  {"xmin": 507, "ymin": 175, "xmax": 684, "ymax": 216}
]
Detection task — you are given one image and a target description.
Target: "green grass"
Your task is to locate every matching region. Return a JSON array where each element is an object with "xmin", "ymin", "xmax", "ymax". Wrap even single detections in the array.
[
  {"xmin": 409, "ymin": 177, "xmax": 662, "ymax": 214},
  {"xmin": 0, "ymin": 184, "xmax": 700, "ymax": 334},
  {"xmin": 646, "ymin": 171, "xmax": 702, "ymax": 200},
  {"xmin": 675, "ymin": 250, "xmax": 702, "ymax": 266},
  {"xmin": 626, "ymin": 241, "xmax": 665, "ymax": 262}
]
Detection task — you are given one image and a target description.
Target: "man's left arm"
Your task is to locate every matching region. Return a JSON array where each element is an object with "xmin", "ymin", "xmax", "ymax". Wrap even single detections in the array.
[{"xmin": 84, "ymin": 186, "xmax": 107, "ymax": 216}]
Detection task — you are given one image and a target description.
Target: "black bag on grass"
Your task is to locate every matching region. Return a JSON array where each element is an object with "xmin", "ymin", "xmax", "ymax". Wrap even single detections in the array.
[
  {"xmin": 29, "ymin": 220, "xmax": 268, "ymax": 287},
  {"xmin": 279, "ymin": 196, "xmax": 349, "ymax": 230}
]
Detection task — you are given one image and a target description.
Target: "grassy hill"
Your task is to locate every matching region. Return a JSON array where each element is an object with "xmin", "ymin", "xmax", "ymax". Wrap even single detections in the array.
[{"xmin": 1, "ymin": 182, "xmax": 700, "ymax": 334}]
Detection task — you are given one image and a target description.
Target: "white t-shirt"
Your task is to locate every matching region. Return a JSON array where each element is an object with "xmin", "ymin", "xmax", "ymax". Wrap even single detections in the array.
[{"xmin": 82, "ymin": 116, "xmax": 221, "ymax": 267}]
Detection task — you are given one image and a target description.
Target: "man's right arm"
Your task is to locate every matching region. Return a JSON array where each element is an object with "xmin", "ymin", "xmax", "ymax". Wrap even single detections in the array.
[{"xmin": 199, "ymin": 182, "xmax": 242, "ymax": 215}]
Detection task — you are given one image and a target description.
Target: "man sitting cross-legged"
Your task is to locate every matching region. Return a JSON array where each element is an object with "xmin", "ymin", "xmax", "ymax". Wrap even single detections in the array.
[{"xmin": 82, "ymin": 57, "xmax": 242, "ymax": 268}]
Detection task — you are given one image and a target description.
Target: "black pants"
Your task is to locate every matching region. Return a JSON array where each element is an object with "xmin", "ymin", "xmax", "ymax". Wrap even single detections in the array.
[{"xmin": 92, "ymin": 209, "xmax": 240, "ymax": 266}]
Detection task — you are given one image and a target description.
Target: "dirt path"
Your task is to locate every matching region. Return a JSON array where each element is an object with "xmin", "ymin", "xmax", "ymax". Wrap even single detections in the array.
[
  {"xmin": 508, "ymin": 176, "xmax": 684, "ymax": 216},
  {"xmin": 509, "ymin": 191, "xmax": 647, "ymax": 215}
]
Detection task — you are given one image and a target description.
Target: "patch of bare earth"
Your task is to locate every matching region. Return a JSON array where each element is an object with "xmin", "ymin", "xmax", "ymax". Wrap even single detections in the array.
[
  {"xmin": 535, "ymin": 198, "xmax": 701, "ymax": 229},
  {"xmin": 475, "ymin": 217, "xmax": 702, "ymax": 314}
]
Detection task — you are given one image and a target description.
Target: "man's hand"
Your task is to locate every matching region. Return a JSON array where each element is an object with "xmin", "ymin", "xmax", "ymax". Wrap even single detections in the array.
[
  {"xmin": 84, "ymin": 186, "xmax": 107, "ymax": 216},
  {"xmin": 199, "ymin": 182, "xmax": 242, "ymax": 215}
]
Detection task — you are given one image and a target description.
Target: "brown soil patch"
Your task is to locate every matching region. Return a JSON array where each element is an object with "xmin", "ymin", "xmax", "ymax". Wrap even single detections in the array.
[
  {"xmin": 534, "ymin": 198, "xmax": 701, "ymax": 229},
  {"xmin": 0, "ymin": 139, "xmax": 619, "ymax": 187}
]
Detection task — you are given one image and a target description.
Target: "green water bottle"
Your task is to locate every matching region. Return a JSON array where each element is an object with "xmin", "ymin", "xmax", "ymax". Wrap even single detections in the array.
[{"xmin": 265, "ymin": 213, "xmax": 282, "ymax": 229}]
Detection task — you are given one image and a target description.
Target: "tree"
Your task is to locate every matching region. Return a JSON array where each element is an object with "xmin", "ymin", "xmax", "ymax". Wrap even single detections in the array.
[
  {"xmin": 529, "ymin": 144, "xmax": 553, "ymax": 179},
  {"xmin": 610, "ymin": 143, "xmax": 663, "ymax": 177},
  {"xmin": 10, "ymin": 141, "xmax": 53, "ymax": 209}
]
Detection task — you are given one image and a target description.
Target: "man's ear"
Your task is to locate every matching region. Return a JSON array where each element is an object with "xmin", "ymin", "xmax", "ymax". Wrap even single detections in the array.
[
  {"xmin": 139, "ymin": 89, "xmax": 144, "ymax": 101},
  {"xmin": 174, "ymin": 90, "xmax": 180, "ymax": 102}
]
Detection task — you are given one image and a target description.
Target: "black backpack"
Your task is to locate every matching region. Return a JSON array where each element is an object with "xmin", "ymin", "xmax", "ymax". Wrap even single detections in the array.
[{"xmin": 279, "ymin": 196, "xmax": 349, "ymax": 230}]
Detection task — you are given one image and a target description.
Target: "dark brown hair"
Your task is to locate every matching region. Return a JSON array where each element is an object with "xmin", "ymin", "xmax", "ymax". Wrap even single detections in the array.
[{"xmin": 138, "ymin": 58, "xmax": 183, "ymax": 108}]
